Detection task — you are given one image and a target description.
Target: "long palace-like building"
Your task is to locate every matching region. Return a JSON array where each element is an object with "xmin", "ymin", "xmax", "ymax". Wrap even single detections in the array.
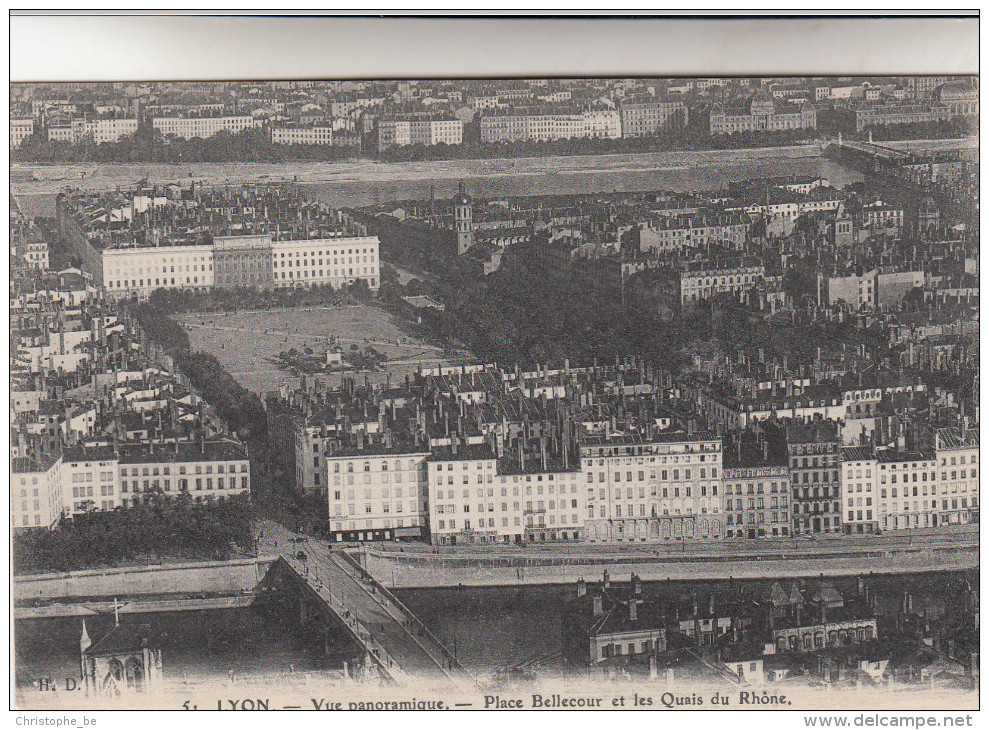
[{"xmin": 56, "ymin": 183, "xmax": 380, "ymax": 299}]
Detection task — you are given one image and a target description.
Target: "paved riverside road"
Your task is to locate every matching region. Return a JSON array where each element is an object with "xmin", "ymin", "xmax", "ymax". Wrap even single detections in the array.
[
  {"xmin": 259, "ymin": 520, "xmax": 470, "ymax": 689},
  {"xmin": 366, "ymin": 524, "xmax": 978, "ymax": 558},
  {"xmin": 356, "ymin": 525, "xmax": 979, "ymax": 588}
]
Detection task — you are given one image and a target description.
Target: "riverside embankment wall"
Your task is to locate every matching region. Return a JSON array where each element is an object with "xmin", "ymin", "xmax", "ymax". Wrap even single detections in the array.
[
  {"xmin": 14, "ymin": 557, "xmax": 276, "ymax": 602},
  {"xmin": 362, "ymin": 543, "xmax": 978, "ymax": 589},
  {"xmin": 14, "ymin": 538, "xmax": 979, "ymax": 599}
]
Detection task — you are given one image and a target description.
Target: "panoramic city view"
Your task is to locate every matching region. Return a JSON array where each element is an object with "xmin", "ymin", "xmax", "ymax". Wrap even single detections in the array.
[{"xmin": 10, "ymin": 73, "xmax": 979, "ymax": 711}]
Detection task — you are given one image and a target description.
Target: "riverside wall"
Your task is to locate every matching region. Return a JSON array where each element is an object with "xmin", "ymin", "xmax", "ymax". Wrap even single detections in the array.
[
  {"xmin": 14, "ymin": 557, "xmax": 276, "ymax": 603},
  {"xmin": 13, "ymin": 538, "xmax": 979, "ymax": 599},
  {"xmin": 361, "ymin": 543, "xmax": 978, "ymax": 589}
]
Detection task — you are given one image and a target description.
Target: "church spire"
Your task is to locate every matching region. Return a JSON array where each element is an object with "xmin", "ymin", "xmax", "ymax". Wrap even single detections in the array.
[{"xmin": 80, "ymin": 619, "xmax": 92, "ymax": 654}]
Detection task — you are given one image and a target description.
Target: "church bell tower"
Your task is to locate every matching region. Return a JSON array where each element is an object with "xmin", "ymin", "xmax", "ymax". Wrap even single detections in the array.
[{"xmin": 454, "ymin": 181, "xmax": 474, "ymax": 256}]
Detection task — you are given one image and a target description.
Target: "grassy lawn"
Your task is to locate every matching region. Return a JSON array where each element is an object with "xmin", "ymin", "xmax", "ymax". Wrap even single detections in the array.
[{"xmin": 175, "ymin": 304, "xmax": 464, "ymax": 395}]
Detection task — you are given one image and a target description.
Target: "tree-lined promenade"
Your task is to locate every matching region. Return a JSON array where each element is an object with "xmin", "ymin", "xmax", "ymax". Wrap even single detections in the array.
[{"xmin": 10, "ymin": 125, "xmax": 823, "ymax": 165}]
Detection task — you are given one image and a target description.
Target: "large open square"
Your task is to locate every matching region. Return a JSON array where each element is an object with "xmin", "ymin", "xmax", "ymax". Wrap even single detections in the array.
[{"xmin": 175, "ymin": 304, "xmax": 466, "ymax": 395}]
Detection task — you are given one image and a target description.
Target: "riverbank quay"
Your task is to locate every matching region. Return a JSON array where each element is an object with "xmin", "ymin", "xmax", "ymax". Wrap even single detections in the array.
[
  {"xmin": 12, "ymin": 527, "xmax": 977, "ymax": 597},
  {"xmin": 359, "ymin": 531, "xmax": 978, "ymax": 588},
  {"xmin": 13, "ymin": 556, "xmax": 275, "ymax": 605}
]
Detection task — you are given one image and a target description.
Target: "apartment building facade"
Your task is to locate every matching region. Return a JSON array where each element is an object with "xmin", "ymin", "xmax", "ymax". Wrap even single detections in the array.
[
  {"xmin": 61, "ymin": 441, "xmax": 251, "ymax": 516},
  {"xmin": 788, "ymin": 423, "xmax": 842, "ymax": 535},
  {"xmin": 378, "ymin": 117, "xmax": 463, "ymax": 150},
  {"xmin": 851, "ymin": 105, "xmax": 951, "ymax": 132},
  {"xmin": 723, "ymin": 462, "xmax": 791, "ymax": 539},
  {"xmin": 77, "ymin": 234, "xmax": 379, "ymax": 299},
  {"xmin": 619, "ymin": 101, "xmax": 688, "ymax": 137},
  {"xmin": 24, "ymin": 240, "xmax": 50, "ymax": 270},
  {"xmin": 103, "ymin": 245, "xmax": 216, "ymax": 298},
  {"xmin": 480, "ymin": 108, "xmax": 621, "ymax": 143},
  {"xmin": 934, "ymin": 427, "xmax": 979, "ymax": 526},
  {"xmin": 271, "ymin": 236, "xmax": 379, "ymax": 291},
  {"xmin": 271, "ymin": 125, "xmax": 334, "ymax": 145},
  {"xmin": 10, "ymin": 118, "xmax": 35, "ymax": 147},
  {"xmin": 325, "ymin": 449, "xmax": 430, "ymax": 542},
  {"xmin": 48, "ymin": 118, "xmax": 139, "ymax": 144},
  {"xmin": 12, "ymin": 455, "xmax": 64, "ymax": 529},
  {"xmin": 581, "ymin": 434, "xmax": 724, "ymax": 544},
  {"xmin": 427, "ymin": 444, "xmax": 501, "ymax": 545},
  {"xmin": 151, "ymin": 115, "xmax": 259, "ymax": 139},
  {"xmin": 840, "ymin": 447, "xmax": 879, "ymax": 534},
  {"xmin": 876, "ymin": 450, "xmax": 939, "ymax": 531},
  {"xmin": 679, "ymin": 262, "xmax": 766, "ymax": 305},
  {"xmin": 638, "ymin": 214, "xmax": 750, "ymax": 255}
]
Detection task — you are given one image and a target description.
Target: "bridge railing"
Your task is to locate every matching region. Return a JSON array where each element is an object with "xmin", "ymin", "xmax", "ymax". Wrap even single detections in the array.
[
  {"xmin": 325, "ymin": 589, "xmax": 411, "ymax": 685},
  {"xmin": 281, "ymin": 554, "xmax": 410, "ymax": 685},
  {"xmin": 335, "ymin": 550, "xmax": 475, "ymax": 686}
]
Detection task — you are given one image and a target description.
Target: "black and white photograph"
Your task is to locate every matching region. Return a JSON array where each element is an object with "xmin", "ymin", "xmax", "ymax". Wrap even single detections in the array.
[{"xmin": 7, "ymin": 12, "xmax": 980, "ymax": 720}]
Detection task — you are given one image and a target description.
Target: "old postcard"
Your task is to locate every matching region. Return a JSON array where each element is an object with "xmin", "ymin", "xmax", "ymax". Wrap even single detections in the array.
[{"xmin": 8, "ymin": 13, "xmax": 980, "ymax": 720}]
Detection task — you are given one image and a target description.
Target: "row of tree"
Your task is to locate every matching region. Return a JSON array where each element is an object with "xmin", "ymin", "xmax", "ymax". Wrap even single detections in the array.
[
  {"xmin": 12, "ymin": 122, "xmax": 824, "ymax": 166},
  {"xmin": 135, "ymin": 281, "xmax": 372, "ymax": 316},
  {"xmin": 14, "ymin": 492, "xmax": 254, "ymax": 574},
  {"xmin": 10, "ymin": 126, "xmax": 359, "ymax": 165},
  {"xmin": 860, "ymin": 118, "xmax": 977, "ymax": 142},
  {"xmin": 375, "ymin": 126, "xmax": 820, "ymax": 163},
  {"xmin": 130, "ymin": 300, "xmax": 268, "ymax": 444}
]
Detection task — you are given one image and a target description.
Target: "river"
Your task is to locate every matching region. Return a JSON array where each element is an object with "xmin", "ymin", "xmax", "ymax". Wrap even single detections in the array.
[
  {"xmin": 307, "ymin": 152, "xmax": 865, "ymax": 209},
  {"xmin": 14, "ymin": 144, "xmax": 856, "ymax": 216},
  {"xmin": 395, "ymin": 570, "xmax": 976, "ymax": 677},
  {"xmin": 14, "ymin": 569, "xmax": 976, "ymax": 691},
  {"xmin": 12, "ymin": 138, "xmax": 978, "ymax": 214}
]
